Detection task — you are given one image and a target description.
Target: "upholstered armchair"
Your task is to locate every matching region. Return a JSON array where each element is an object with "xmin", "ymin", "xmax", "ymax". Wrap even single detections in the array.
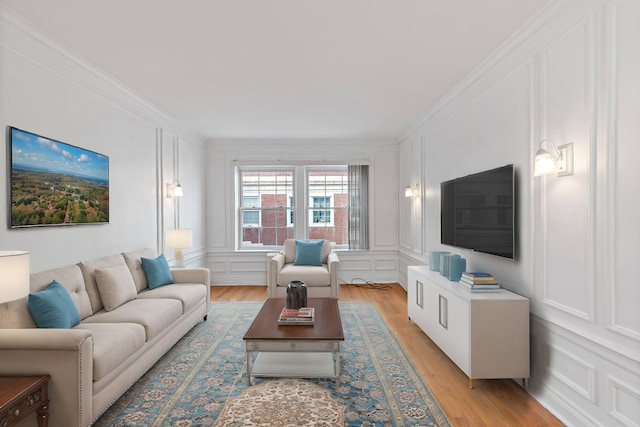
[{"xmin": 267, "ymin": 239, "xmax": 340, "ymax": 299}]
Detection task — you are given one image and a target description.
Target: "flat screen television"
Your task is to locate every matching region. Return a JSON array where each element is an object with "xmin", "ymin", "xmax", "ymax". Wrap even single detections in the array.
[{"xmin": 441, "ymin": 164, "xmax": 515, "ymax": 259}]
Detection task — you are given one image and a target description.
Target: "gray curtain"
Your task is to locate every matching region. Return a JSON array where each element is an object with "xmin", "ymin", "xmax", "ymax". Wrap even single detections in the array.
[{"xmin": 348, "ymin": 165, "xmax": 369, "ymax": 250}]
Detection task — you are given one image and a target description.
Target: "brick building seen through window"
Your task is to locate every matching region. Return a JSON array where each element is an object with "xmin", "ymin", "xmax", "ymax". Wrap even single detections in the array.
[{"xmin": 240, "ymin": 168, "xmax": 349, "ymax": 247}]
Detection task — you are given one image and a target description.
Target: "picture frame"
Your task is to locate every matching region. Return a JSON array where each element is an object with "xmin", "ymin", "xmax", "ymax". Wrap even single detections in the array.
[{"xmin": 8, "ymin": 126, "xmax": 109, "ymax": 228}]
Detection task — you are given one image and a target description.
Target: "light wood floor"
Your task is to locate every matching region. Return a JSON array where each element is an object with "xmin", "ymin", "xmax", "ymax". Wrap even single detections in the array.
[{"xmin": 211, "ymin": 284, "xmax": 564, "ymax": 427}]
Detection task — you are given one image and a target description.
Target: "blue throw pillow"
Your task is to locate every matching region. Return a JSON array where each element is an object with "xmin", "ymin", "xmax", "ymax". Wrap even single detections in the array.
[
  {"xmin": 294, "ymin": 240, "xmax": 324, "ymax": 266},
  {"xmin": 28, "ymin": 281, "xmax": 81, "ymax": 328},
  {"xmin": 141, "ymin": 254, "xmax": 174, "ymax": 289}
]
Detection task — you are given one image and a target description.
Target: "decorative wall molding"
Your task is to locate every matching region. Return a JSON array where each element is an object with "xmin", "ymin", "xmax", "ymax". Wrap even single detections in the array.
[
  {"xmin": 532, "ymin": 314, "xmax": 640, "ymax": 426},
  {"xmin": 397, "ymin": 0, "xmax": 577, "ymax": 142},
  {"xmin": 533, "ymin": 315, "xmax": 640, "ymax": 372},
  {"xmin": 545, "ymin": 344, "xmax": 597, "ymax": 403},
  {"xmin": 206, "ymin": 250, "xmax": 400, "ymax": 286},
  {"xmin": 539, "ymin": 16, "xmax": 595, "ymax": 322},
  {"xmin": 607, "ymin": 375, "xmax": 640, "ymax": 427}
]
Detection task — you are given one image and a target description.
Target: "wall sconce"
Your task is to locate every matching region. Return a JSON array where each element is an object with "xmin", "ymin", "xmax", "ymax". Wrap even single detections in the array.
[
  {"xmin": 165, "ymin": 180, "xmax": 184, "ymax": 198},
  {"xmin": 534, "ymin": 139, "xmax": 574, "ymax": 177},
  {"xmin": 405, "ymin": 183, "xmax": 420, "ymax": 198},
  {"xmin": 165, "ymin": 229, "xmax": 193, "ymax": 268},
  {"xmin": 0, "ymin": 251, "xmax": 30, "ymax": 303}
]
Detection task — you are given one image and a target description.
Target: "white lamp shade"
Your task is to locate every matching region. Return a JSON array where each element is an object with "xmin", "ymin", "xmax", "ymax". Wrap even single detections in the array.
[
  {"xmin": 166, "ymin": 229, "xmax": 193, "ymax": 249},
  {"xmin": 173, "ymin": 184, "xmax": 183, "ymax": 197},
  {"xmin": 405, "ymin": 186, "xmax": 413, "ymax": 197},
  {"xmin": 0, "ymin": 251, "xmax": 30, "ymax": 303},
  {"xmin": 534, "ymin": 149, "xmax": 557, "ymax": 176}
]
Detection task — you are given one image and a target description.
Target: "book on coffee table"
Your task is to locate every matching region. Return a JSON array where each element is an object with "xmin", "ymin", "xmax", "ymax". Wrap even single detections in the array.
[{"xmin": 278, "ymin": 307, "xmax": 315, "ymax": 325}]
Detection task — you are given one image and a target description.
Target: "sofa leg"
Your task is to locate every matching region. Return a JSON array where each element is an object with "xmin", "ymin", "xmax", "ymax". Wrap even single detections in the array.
[{"xmin": 203, "ymin": 314, "xmax": 208, "ymax": 321}]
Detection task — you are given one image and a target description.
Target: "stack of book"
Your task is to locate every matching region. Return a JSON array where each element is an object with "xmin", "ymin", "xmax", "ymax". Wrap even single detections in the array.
[
  {"xmin": 459, "ymin": 272, "xmax": 502, "ymax": 292},
  {"xmin": 277, "ymin": 307, "xmax": 315, "ymax": 325}
]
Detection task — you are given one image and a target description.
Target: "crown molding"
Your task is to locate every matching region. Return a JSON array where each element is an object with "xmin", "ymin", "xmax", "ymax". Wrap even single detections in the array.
[
  {"xmin": 0, "ymin": 4, "xmax": 205, "ymax": 146},
  {"xmin": 396, "ymin": 0, "xmax": 595, "ymax": 142}
]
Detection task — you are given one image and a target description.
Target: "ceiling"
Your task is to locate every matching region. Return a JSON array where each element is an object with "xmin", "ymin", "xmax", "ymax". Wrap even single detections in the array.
[{"xmin": 3, "ymin": 0, "xmax": 549, "ymax": 141}]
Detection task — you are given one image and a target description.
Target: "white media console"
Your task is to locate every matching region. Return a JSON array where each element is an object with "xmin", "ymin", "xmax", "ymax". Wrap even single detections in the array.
[{"xmin": 407, "ymin": 266, "xmax": 530, "ymax": 388}]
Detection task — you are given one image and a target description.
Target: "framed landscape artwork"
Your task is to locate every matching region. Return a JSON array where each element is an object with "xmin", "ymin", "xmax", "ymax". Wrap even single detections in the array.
[{"xmin": 8, "ymin": 127, "xmax": 109, "ymax": 228}]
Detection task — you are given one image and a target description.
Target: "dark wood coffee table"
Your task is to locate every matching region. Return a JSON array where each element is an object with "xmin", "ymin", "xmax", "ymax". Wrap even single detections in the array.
[{"xmin": 243, "ymin": 298, "xmax": 344, "ymax": 386}]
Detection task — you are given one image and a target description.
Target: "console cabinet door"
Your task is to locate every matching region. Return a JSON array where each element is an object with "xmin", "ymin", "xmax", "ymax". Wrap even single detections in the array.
[
  {"xmin": 407, "ymin": 271, "xmax": 427, "ymax": 331},
  {"xmin": 428, "ymin": 284, "xmax": 470, "ymax": 375}
]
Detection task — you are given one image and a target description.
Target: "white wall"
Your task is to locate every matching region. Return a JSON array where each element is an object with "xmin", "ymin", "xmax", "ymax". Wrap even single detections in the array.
[
  {"xmin": 0, "ymin": 7, "xmax": 206, "ymax": 272},
  {"xmin": 205, "ymin": 139, "xmax": 399, "ymax": 285},
  {"xmin": 398, "ymin": 0, "xmax": 640, "ymax": 425}
]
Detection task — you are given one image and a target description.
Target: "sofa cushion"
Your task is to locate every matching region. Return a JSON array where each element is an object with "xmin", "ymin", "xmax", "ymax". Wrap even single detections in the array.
[
  {"xmin": 30, "ymin": 264, "xmax": 93, "ymax": 320},
  {"xmin": 294, "ymin": 240, "xmax": 324, "ymax": 266},
  {"xmin": 137, "ymin": 284, "xmax": 206, "ymax": 313},
  {"xmin": 141, "ymin": 255, "xmax": 174, "ymax": 289},
  {"xmin": 123, "ymin": 248, "xmax": 156, "ymax": 292},
  {"xmin": 276, "ymin": 264, "xmax": 331, "ymax": 287},
  {"xmin": 95, "ymin": 264, "xmax": 137, "ymax": 311},
  {"xmin": 74, "ymin": 322, "xmax": 145, "ymax": 382},
  {"xmin": 79, "ymin": 254, "xmax": 128, "ymax": 313},
  {"xmin": 83, "ymin": 299, "xmax": 182, "ymax": 341},
  {"xmin": 28, "ymin": 281, "xmax": 81, "ymax": 328}
]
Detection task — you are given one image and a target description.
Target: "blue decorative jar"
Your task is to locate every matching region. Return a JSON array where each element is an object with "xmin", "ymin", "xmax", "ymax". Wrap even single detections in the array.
[
  {"xmin": 429, "ymin": 251, "xmax": 450, "ymax": 271},
  {"xmin": 440, "ymin": 253, "xmax": 460, "ymax": 277},
  {"xmin": 447, "ymin": 257, "xmax": 466, "ymax": 281}
]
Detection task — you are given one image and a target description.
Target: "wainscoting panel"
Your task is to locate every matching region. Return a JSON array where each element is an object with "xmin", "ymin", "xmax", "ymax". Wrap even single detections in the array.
[
  {"xmin": 207, "ymin": 251, "xmax": 400, "ymax": 286},
  {"xmin": 608, "ymin": 0, "xmax": 640, "ymax": 342},
  {"xmin": 372, "ymin": 150, "xmax": 398, "ymax": 249},
  {"xmin": 607, "ymin": 375, "xmax": 640, "ymax": 427},
  {"xmin": 206, "ymin": 150, "xmax": 229, "ymax": 250},
  {"xmin": 375, "ymin": 258, "xmax": 397, "ymax": 272},
  {"xmin": 540, "ymin": 16, "xmax": 595, "ymax": 321},
  {"xmin": 545, "ymin": 344, "xmax": 596, "ymax": 403},
  {"xmin": 531, "ymin": 315, "xmax": 640, "ymax": 427},
  {"xmin": 230, "ymin": 260, "xmax": 269, "ymax": 273}
]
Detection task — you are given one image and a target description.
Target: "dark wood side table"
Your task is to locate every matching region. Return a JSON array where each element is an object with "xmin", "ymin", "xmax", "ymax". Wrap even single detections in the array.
[{"xmin": 0, "ymin": 376, "xmax": 50, "ymax": 427}]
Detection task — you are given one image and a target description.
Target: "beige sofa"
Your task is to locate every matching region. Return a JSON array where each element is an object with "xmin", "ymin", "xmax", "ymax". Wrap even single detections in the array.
[{"xmin": 0, "ymin": 248, "xmax": 210, "ymax": 427}]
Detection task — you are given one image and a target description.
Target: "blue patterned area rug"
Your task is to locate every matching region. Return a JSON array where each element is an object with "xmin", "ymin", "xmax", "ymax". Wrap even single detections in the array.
[{"xmin": 94, "ymin": 302, "xmax": 450, "ymax": 426}]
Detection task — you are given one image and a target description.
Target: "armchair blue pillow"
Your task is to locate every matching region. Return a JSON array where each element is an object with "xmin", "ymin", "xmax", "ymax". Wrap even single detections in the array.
[
  {"xmin": 141, "ymin": 254, "xmax": 174, "ymax": 289},
  {"xmin": 294, "ymin": 240, "xmax": 324, "ymax": 266},
  {"xmin": 28, "ymin": 280, "xmax": 81, "ymax": 328}
]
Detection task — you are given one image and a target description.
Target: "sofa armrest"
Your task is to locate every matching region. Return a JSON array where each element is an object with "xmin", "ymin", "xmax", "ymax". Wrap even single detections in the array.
[
  {"xmin": 327, "ymin": 252, "xmax": 340, "ymax": 298},
  {"xmin": 328, "ymin": 252, "xmax": 340, "ymax": 272},
  {"xmin": 170, "ymin": 267, "xmax": 210, "ymax": 285},
  {"xmin": 170, "ymin": 267, "xmax": 211, "ymax": 314},
  {"xmin": 0, "ymin": 328, "xmax": 94, "ymax": 427},
  {"xmin": 267, "ymin": 253, "xmax": 285, "ymax": 297}
]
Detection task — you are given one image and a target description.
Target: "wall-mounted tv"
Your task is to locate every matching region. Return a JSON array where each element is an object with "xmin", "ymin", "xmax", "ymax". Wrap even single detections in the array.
[
  {"xmin": 441, "ymin": 164, "xmax": 515, "ymax": 259},
  {"xmin": 8, "ymin": 126, "xmax": 109, "ymax": 228}
]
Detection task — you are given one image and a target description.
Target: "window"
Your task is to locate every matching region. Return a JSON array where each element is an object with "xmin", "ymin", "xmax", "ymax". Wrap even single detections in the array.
[
  {"xmin": 238, "ymin": 168, "xmax": 293, "ymax": 247},
  {"xmin": 242, "ymin": 196, "xmax": 260, "ymax": 225},
  {"xmin": 311, "ymin": 196, "xmax": 331, "ymax": 224},
  {"xmin": 237, "ymin": 165, "xmax": 368, "ymax": 250}
]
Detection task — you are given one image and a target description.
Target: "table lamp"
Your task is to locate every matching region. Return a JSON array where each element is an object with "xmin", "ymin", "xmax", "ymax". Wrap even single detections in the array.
[
  {"xmin": 0, "ymin": 251, "xmax": 30, "ymax": 303},
  {"xmin": 165, "ymin": 229, "xmax": 192, "ymax": 268}
]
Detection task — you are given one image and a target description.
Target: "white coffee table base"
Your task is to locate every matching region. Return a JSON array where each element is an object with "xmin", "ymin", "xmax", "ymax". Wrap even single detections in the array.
[{"xmin": 246, "ymin": 350, "xmax": 340, "ymax": 387}]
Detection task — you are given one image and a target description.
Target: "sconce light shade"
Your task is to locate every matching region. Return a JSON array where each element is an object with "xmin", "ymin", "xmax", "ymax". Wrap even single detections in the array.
[
  {"xmin": 166, "ymin": 180, "xmax": 184, "ymax": 198},
  {"xmin": 534, "ymin": 140, "xmax": 574, "ymax": 177},
  {"xmin": 165, "ymin": 229, "xmax": 193, "ymax": 268},
  {"xmin": 405, "ymin": 185, "xmax": 414, "ymax": 198},
  {"xmin": 534, "ymin": 148, "xmax": 557, "ymax": 176},
  {"xmin": 0, "ymin": 251, "xmax": 30, "ymax": 303}
]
